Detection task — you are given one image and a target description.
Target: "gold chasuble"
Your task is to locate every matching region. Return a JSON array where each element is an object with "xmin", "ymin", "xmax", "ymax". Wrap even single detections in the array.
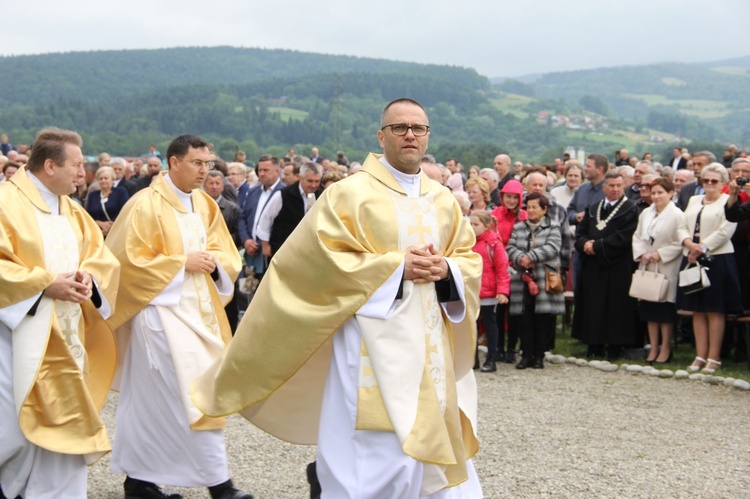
[
  {"xmin": 0, "ymin": 166, "xmax": 120, "ymax": 462},
  {"xmin": 193, "ymin": 154, "xmax": 481, "ymax": 488},
  {"xmin": 105, "ymin": 173, "xmax": 241, "ymax": 430}
]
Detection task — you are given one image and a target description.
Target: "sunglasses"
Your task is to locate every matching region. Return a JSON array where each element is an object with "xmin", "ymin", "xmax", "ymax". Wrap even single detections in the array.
[{"xmin": 703, "ymin": 179, "xmax": 721, "ymax": 185}]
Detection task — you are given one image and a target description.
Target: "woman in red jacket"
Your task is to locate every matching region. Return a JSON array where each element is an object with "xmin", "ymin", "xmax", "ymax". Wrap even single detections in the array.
[{"xmin": 470, "ymin": 210, "xmax": 510, "ymax": 372}]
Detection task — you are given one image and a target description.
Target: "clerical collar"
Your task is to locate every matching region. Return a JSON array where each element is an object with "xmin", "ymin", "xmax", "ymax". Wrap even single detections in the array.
[
  {"xmin": 379, "ymin": 156, "xmax": 420, "ymax": 198},
  {"xmin": 164, "ymin": 173, "xmax": 194, "ymax": 212},
  {"xmin": 28, "ymin": 170, "xmax": 61, "ymax": 214}
]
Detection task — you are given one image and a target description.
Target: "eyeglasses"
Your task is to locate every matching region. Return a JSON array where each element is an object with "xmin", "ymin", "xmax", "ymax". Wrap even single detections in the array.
[
  {"xmin": 381, "ymin": 123, "xmax": 430, "ymax": 137},
  {"xmin": 182, "ymin": 158, "xmax": 215, "ymax": 169},
  {"xmin": 640, "ymin": 184, "xmax": 651, "ymax": 189},
  {"xmin": 703, "ymin": 179, "xmax": 721, "ymax": 185}
]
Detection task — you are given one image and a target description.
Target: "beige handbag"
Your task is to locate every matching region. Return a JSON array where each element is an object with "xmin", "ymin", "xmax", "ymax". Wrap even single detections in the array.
[{"xmin": 629, "ymin": 263, "xmax": 669, "ymax": 302}]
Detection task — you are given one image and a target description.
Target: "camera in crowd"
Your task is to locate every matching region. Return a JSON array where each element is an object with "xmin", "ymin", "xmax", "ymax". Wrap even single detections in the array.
[
  {"xmin": 736, "ymin": 177, "xmax": 750, "ymax": 186},
  {"xmin": 697, "ymin": 254, "xmax": 715, "ymax": 266}
]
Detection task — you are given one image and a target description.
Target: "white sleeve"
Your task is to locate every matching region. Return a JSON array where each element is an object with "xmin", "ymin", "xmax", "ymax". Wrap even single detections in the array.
[
  {"xmin": 356, "ymin": 261, "xmax": 404, "ymax": 320},
  {"xmin": 441, "ymin": 257, "xmax": 466, "ymax": 323},
  {"xmin": 256, "ymin": 191, "xmax": 283, "ymax": 242},
  {"xmin": 150, "ymin": 268, "xmax": 185, "ymax": 306},
  {"xmin": 91, "ymin": 277, "xmax": 113, "ymax": 319},
  {"xmin": 0, "ymin": 292, "xmax": 42, "ymax": 331},
  {"xmin": 212, "ymin": 262, "xmax": 234, "ymax": 298}
]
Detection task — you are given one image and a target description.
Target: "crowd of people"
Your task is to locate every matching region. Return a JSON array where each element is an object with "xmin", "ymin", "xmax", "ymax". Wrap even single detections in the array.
[
  {"xmin": 1, "ymin": 110, "xmax": 749, "ymax": 499},
  {"xmin": 429, "ymin": 146, "xmax": 750, "ymax": 374}
]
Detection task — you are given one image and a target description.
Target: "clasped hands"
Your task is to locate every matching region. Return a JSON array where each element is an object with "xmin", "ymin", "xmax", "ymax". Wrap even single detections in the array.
[
  {"xmin": 44, "ymin": 270, "xmax": 93, "ymax": 303},
  {"xmin": 583, "ymin": 239, "xmax": 596, "ymax": 255},
  {"xmin": 404, "ymin": 244, "xmax": 449, "ymax": 284},
  {"xmin": 185, "ymin": 251, "xmax": 217, "ymax": 274},
  {"xmin": 683, "ymin": 240, "xmax": 704, "ymax": 264}
]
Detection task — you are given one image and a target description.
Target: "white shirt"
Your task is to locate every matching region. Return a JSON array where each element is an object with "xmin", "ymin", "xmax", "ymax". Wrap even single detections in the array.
[
  {"xmin": 251, "ymin": 178, "xmax": 281, "ymax": 240},
  {"xmin": 257, "ymin": 183, "xmax": 314, "ymax": 242}
]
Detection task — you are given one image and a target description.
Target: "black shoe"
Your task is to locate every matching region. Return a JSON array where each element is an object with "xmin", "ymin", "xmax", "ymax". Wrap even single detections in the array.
[
  {"xmin": 124, "ymin": 477, "xmax": 183, "ymax": 499},
  {"xmin": 209, "ymin": 479, "xmax": 253, "ymax": 499},
  {"xmin": 504, "ymin": 350, "xmax": 516, "ymax": 363},
  {"xmin": 306, "ymin": 462, "xmax": 321, "ymax": 499},
  {"xmin": 606, "ymin": 346, "xmax": 623, "ymax": 361},
  {"xmin": 480, "ymin": 356, "xmax": 497, "ymax": 372},
  {"xmin": 531, "ymin": 357, "xmax": 544, "ymax": 369},
  {"xmin": 586, "ymin": 345, "xmax": 604, "ymax": 359},
  {"xmin": 515, "ymin": 357, "xmax": 531, "ymax": 370},
  {"xmin": 654, "ymin": 351, "xmax": 673, "ymax": 365}
]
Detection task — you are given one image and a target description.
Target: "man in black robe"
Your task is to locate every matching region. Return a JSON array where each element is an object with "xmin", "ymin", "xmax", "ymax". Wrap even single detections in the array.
[{"xmin": 572, "ymin": 171, "xmax": 640, "ymax": 359}]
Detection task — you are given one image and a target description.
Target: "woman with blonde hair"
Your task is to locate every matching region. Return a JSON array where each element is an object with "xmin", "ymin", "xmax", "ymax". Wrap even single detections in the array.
[
  {"xmin": 677, "ymin": 163, "xmax": 741, "ymax": 373},
  {"xmin": 85, "ymin": 166, "xmax": 129, "ymax": 237},
  {"xmin": 465, "ymin": 177, "xmax": 493, "ymax": 213}
]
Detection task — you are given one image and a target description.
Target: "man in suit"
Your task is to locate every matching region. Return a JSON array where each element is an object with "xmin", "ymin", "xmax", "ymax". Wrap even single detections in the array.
[
  {"xmin": 310, "ymin": 147, "xmax": 321, "ymax": 163},
  {"xmin": 677, "ymin": 151, "xmax": 716, "ymax": 210},
  {"xmin": 494, "ymin": 154, "xmax": 514, "ymax": 190},
  {"xmin": 481, "ymin": 168, "xmax": 501, "ymax": 205},
  {"xmin": 110, "ymin": 157, "xmax": 137, "ymax": 196},
  {"xmin": 258, "ymin": 162, "xmax": 322, "ymax": 258},
  {"xmin": 133, "ymin": 156, "xmax": 164, "ymax": 193},
  {"xmin": 227, "ymin": 162, "xmax": 251, "ymax": 210},
  {"xmin": 205, "ymin": 170, "xmax": 242, "ymax": 333},
  {"xmin": 238, "ymin": 155, "xmax": 285, "ymax": 279},
  {"xmin": 669, "ymin": 147, "xmax": 688, "ymax": 170},
  {"xmin": 625, "ymin": 160, "xmax": 654, "ymax": 201}
]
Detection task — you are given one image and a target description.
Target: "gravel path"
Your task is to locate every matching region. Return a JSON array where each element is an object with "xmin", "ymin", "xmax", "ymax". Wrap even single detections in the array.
[{"xmin": 88, "ymin": 361, "xmax": 750, "ymax": 498}]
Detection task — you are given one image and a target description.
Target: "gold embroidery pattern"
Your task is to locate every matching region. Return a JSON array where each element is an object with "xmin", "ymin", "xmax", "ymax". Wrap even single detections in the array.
[
  {"xmin": 174, "ymin": 211, "xmax": 221, "ymax": 338},
  {"xmin": 36, "ymin": 210, "xmax": 85, "ymax": 370},
  {"xmin": 358, "ymin": 191, "xmax": 446, "ymax": 412}
]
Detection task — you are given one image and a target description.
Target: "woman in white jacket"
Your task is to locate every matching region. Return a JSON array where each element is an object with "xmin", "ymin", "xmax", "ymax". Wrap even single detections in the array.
[
  {"xmin": 676, "ymin": 163, "xmax": 742, "ymax": 374},
  {"xmin": 632, "ymin": 178, "xmax": 686, "ymax": 363}
]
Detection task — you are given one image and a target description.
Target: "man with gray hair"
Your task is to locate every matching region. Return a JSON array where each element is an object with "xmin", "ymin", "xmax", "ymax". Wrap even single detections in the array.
[
  {"xmin": 677, "ymin": 151, "xmax": 717, "ymax": 210},
  {"xmin": 617, "ymin": 165, "xmax": 635, "ymax": 190},
  {"xmin": 258, "ymin": 161, "xmax": 322, "ymax": 257},
  {"xmin": 480, "ymin": 168, "xmax": 501, "ymax": 204},
  {"xmin": 625, "ymin": 160, "xmax": 654, "ymax": 201},
  {"xmin": 227, "ymin": 162, "xmax": 250, "ymax": 209},
  {"xmin": 673, "ymin": 169, "xmax": 695, "ymax": 203},
  {"xmin": 110, "ymin": 157, "xmax": 137, "ymax": 195}
]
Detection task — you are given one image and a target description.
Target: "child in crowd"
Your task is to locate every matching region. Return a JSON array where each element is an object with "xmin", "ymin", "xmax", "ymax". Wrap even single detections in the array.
[
  {"xmin": 470, "ymin": 210, "xmax": 510, "ymax": 372},
  {"xmin": 490, "ymin": 180, "xmax": 528, "ymax": 363}
]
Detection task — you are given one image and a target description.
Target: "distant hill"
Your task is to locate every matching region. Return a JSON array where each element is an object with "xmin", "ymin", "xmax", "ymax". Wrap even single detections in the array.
[
  {"xmin": 0, "ymin": 46, "xmax": 489, "ymax": 106},
  {"xmin": 493, "ymin": 57, "xmax": 750, "ymax": 143},
  {"xmin": 0, "ymin": 47, "xmax": 744, "ymax": 163}
]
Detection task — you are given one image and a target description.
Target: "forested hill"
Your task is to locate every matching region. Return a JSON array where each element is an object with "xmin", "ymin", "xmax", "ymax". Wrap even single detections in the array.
[
  {"xmin": 495, "ymin": 56, "xmax": 750, "ymax": 142},
  {"xmin": 0, "ymin": 46, "xmax": 489, "ymax": 105},
  {"xmin": 1, "ymin": 47, "xmax": 746, "ymax": 164}
]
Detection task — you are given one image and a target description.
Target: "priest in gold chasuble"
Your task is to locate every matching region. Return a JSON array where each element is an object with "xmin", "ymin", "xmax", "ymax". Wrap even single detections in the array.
[
  {"xmin": 105, "ymin": 135, "xmax": 249, "ymax": 499},
  {"xmin": 0, "ymin": 128, "xmax": 120, "ymax": 499},
  {"xmin": 193, "ymin": 99, "xmax": 484, "ymax": 498}
]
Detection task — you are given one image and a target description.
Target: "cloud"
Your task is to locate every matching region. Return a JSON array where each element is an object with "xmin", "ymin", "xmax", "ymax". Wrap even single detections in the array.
[{"xmin": 2, "ymin": 0, "xmax": 748, "ymax": 77}]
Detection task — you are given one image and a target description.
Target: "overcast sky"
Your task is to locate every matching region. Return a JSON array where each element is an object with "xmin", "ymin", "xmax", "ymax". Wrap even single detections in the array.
[{"xmin": 2, "ymin": 0, "xmax": 748, "ymax": 78}]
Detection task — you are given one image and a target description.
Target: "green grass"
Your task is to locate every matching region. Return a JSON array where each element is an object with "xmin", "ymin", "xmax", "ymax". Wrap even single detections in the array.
[
  {"xmin": 660, "ymin": 77, "xmax": 687, "ymax": 86},
  {"xmin": 489, "ymin": 93, "xmax": 533, "ymax": 118},
  {"xmin": 268, "ymin": 106, "xmax": 309, "ymax": 121},
  {"xmin": 623, "ymin": 93, "xmax": 732, "ymax": 119},
  {"xmin": 551, "ymin": 323, "xmax": 750, "ymax": 383},
  {"xmin": 710, "ymin": 66, "xmax": 749, "ymax": 77}
]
